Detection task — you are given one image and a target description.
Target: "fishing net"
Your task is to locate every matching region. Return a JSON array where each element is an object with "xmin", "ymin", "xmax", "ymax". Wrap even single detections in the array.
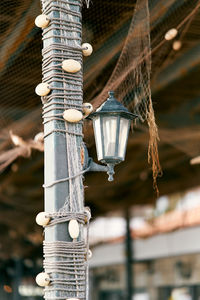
[
  {"xmin": 90, "ymin": 0, "xmax": 162, "ymax": 190},
  {"xmin": 0, "ymin": 0, "xmax": 200, "ymax": 188},
  {"xmin": 89, "ymin": 0, "xmax": 200, "ymax": 190}
]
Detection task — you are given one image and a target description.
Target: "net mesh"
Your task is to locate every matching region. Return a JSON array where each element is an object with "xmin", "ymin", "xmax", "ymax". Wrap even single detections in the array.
[
  {"xmin": 89, "ymin": 0, "xmax": 200, "ymax": 190},
  {"xmin": 0, "ymin": 0, "xmax": 200, "ymax": 188},
  {"xmin": 90, "ymin": 0, "xmax": 162, "ymax": 191}
]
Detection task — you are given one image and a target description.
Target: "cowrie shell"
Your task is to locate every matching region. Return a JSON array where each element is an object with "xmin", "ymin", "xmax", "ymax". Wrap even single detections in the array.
[
  {"xmin": 35, "ymin": 83, "xmax": 50, "ymax": 96},
  {"xmin": 82, "ymin": 43, "xmax": 93, "ymax": 56},
  {"xmin": 36, "ymin": 212, "xmax": 50, "ymax": 226},
  {"xmin": 68, "ymin": 219, "xmax": 80, "ymax": 239},
  {"xmin": 62, "ymin": 59, "xmax": 81, "ymax": 73},
  {"xmin": 35, "ymin": 14, "xmax": 50, "ymax": 28},
  {"xmin": 63, "ymin": 109, "xmax": 83, "ymax": 123},
  {"xmin": 36, "ymin": 272, "xmax": 50, "ymax": 287}
]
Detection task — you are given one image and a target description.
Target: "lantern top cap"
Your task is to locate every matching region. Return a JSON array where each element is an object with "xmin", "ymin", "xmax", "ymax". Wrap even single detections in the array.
[
  {"xmin": 90, "ymin": 91, "xmax": 138, "ymax": 120},
  {"xmin": 108, "ymin": 91, "xmax": 115, "ymax": 99}
]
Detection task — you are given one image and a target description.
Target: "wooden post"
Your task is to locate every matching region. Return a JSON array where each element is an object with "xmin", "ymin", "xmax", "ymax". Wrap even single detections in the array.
[{"xmin": 40, "ymin": 0, "xmax": 84, "ymax": 299}]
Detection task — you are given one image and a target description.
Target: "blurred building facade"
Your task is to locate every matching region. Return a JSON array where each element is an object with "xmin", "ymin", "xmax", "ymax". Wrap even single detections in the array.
[{"xmin": 90, "ymin": 225, "xmax": 200, "ymax": 300}]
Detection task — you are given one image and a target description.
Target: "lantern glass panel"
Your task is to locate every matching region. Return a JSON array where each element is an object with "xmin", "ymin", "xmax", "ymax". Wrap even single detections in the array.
[
  {"xmin": 93, "ymin": 116, "xmax": 103, "ymax": 160},
  {"xmin": 118, "ymin": 118, "xmax": 130, "ymax": 159},
  {"xmin": 102, "ymin": 116, "xmax": 118, "ymax": 157}
]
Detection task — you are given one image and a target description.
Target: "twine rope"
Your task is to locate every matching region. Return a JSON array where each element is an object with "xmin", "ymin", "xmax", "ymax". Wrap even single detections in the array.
[
  {"xmin": 46, "ymin": 211, "xmax": 88, "ymax": 227},
  {"xmin": 42, "ymin": 207, "xmax": 91, "ymax": 299},
  {"xmin": 43, "ymin": 167, "xmax": 90, "ymax": 188},
  {"xmin": 43, "ymin": 241, "xmax": 87, "ymax": 300}
]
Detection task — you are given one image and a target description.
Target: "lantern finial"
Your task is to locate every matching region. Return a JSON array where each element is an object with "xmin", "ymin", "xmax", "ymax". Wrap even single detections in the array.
[
  {"xmin": 107, "ymin": 163, "xmax": 115, "ymax": 181},
  {"xmin": 108, "ymin": 91, "xmax": 115, "ymax": 99}
]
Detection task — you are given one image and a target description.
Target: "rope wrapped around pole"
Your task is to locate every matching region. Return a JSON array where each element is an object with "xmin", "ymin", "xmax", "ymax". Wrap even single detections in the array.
[{"xmin": 37, "ymin": 0, "xmax": 91, "ymax": 299}]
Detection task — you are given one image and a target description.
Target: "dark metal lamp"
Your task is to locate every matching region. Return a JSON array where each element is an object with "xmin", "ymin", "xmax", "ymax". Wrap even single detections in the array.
[{"xmin": 88, "ymin": 91, "xmax": 137, "ymax": 181}]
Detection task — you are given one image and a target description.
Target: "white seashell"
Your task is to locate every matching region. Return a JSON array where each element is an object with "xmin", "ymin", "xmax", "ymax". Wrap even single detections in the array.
[
  {"xmin": 173, "ymin": 40, "xmax": 182, "ymax": 51},
  {"xmin": 36, "ymin": 272, "xmax": 50, "ymax": 287},
  {"xmin": 35, "ymin": 83, "xmax": 50, "ymax": 96},
  {"xmin": 68, "ymin": 219, "xmax": 80, "ymax": 239},
  {"xmin": 88, "ymin": 249, "xmax": 92, "ymax": 259},
  {"xmin": 83, "ymin": 103, "xmax": 93, "ymax": 115},
  {"xmin": 84, "ymin": 207, "xmax": 91, "ymax": 222},
  {"xmin": 36, "ymin": 212, "xmax": 50, "ymax": 226},
  {"xmin": 63, "ymin": 109, "xmax": 83, "ymax": 123},
  {"xmin": 34, "ymin": 132, "xmax": 44, "ymax": 143},
  {"xmin": 62, "ymin": 59, "xmax": 81, "ymax": 73},
  {"xmin": 35, "ymin": 14, "xmax": 50, "ymax": 28},
  {"xmin": 82, "ymin": 43, "xmax": 93, "ymax": 56},
  {"xmin": 165, "ymin": 28, "xmax": 178, "ymax": 41}
]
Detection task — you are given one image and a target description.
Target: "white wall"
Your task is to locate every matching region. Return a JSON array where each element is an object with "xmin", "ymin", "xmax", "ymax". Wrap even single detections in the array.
[{"xmin": 90, "ymin": 226, "xmax": 200, "ymax": 268}]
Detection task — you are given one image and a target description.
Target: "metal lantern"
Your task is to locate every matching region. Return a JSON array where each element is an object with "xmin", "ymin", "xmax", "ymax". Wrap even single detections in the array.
[{"xmin": 89, "ymin": 91, "xmax": 137, "ymax": 181}]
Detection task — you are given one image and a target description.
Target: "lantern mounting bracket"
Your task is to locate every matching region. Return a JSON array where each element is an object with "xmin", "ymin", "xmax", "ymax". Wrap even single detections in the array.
[
  {"xmin": 87, "ymin": 158, "xmax": 115, "ymax": 182},
  {"xmin": 83, "ymin": 145, "xmax": 114, "ymax": 181}
]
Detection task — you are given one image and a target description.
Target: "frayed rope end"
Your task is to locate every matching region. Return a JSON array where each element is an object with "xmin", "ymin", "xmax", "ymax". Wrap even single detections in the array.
[{"xmin": 147, "ymin": 101, "xmax": 162, "ymax": 197}]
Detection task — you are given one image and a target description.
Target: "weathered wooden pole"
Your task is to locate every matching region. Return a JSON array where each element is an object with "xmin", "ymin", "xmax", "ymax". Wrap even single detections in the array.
[{"xmin": 35, "ymin": 0, "xmax": 90, "ymax": 299}]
